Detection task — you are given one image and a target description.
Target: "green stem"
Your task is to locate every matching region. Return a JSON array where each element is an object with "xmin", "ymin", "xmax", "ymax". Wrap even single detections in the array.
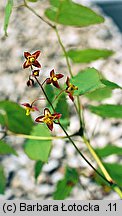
[
  {"xmin": 54, "ymin": 27, "xmax": 73, "ymax": 77},
  {"xmin": 7, "ymin": 131, "xmax": 67, "ymax": 140}
]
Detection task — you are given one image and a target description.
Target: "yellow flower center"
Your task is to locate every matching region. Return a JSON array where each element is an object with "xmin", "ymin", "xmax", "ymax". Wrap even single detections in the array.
[
  {"xmin": 34, "ymin": 71, "xmax": 38, "ymax": 75},
  {"xmin": 68, "ymin": 84, "xmax": 78, "ymax": 93},
  {"xmin": 26, "ymin": 108, "xmax": 31, "ymax": 116},
  {"xmin": 28, "ymin": 57, "xmax": 35, "ymax": 63},
  {"xmin": 53, "ymin": 77, "xmax": 57, "ymax": 82},
  {"xmin": 44, "ymin": 117, "xmax": 53, "ymax": 125}
]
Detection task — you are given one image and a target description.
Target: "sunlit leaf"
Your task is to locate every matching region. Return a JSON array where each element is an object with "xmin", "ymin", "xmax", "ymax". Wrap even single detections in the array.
[
  {"xmin": 4, "ymin": 0, "xmax": 13, "ymax": 36},
  {"xmin": 0, "ymin": 140, "xmax": 17, "ymax": 156},
  {"xmin": 89, "ymin": 104, "xmax": 122, "ymax": 118},
  {"xmin": 24, "ymin": 124, "xmax": 52, "ymax": 162},
  {"xmin": 71, "ymin": 68, "xmax": 104, "ymax": 96},
  {"xmin": 95, "ymin": 163, "xmax": 122, "ymax": 187},
  {"xmin": 95, "ymin": 144, "xmax": 122, "ymax": 158},
  {"xmin": 86, "ymin": 87, "xmax": 112, "ymax": 101},
  {"xmin": 45, "ymin": 0, "xmax": 104, "ymax": 27},
  {"xmin": 101, "ymin": 79, "xmax": 122, "ymax": 89},
  {"xmin": 67, "ymin": 49, "xmax": 113, "ymax": 63},
  {"xmin": 34, "ymin": 161, "xmax": 44, "ymax": 181},
  {"xmin": 55, "ymin": 93, "xmax": 70, "ymax": 128},
  {"xmin": 0, "ymin": 100, "xmax": 33, "ymax": 134}
]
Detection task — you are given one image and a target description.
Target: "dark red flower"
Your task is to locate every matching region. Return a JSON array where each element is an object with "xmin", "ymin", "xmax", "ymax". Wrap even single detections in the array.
[
  {"xmin": 46, "ymin": 69, "xmax": 64, "ymax": 88},
  {"xmin": 65, "ymin": 77, "xmax": 78, "ymax": 101},
  {"xmin": 32, "ymin": 69, "xmax": 40, "ymax": 77},
  {"xmin": 35, "ymin": 108, "xmax": 61, "ymax": 131},
  {"xmin": 22, "ymin": 103, "xmax": 39, "ymax": 116},
  {"xmin": 23, "ymin": 51, "xmax": 41, "ymax": 69}
]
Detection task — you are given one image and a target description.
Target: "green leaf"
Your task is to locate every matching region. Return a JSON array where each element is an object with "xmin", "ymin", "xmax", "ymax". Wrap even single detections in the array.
[
  {"xmin": 101, "ymin": 79, "xmax": 122, "ymax": 89},
  {"xmin": 34, "ymin": 161, "xmax": 44, "ymax": 181},
  {"xmin": 45, "ymin": 84, "xmax": 55, "ymax": 106},
  {"xmin": 71, "ymin": 68, "xmax": 104, "ymax": 96},
  {"xmin": 95, "ymin": 144, "xmax": 122, "ymax": 158},
  {"xmin": 86, "ymin": 87, "xmax": 112, "ymax": 101},
  {"xmin": 53, "ymin": 166, "xmax": 79, "ymax": 200},
  {"xmin": 45, "ymin": 0, "xmax": 104, "ymax": 27},
  {"xmin": 27, "ymin": 0, "xmax": 38, "ymax": 2},
  {"xmin": 24, "ymin": 124, "xmax": 52, "ymax": 162},
  {"xmin": 0, "ymin": 140, "xmax": 17, "ymax": 156},
  {"xmin": 67, "ymin": 49, "xmax": 113, "ymax": 63},
  {"xmin": 55, "ymin": 93, "xmax": 69, "ymax": 128},
  {"xmin": 0, "ymin": 166, "xmax": 6, "ymax": 194},
  {"xmin": 95, "ymin": 163, "xmax": 122, "ymax": 187},
  {"xmin": 4, "ymin": 0, "xmax": 13, "ymax": 36},
  {"xmin": 89, "ymin": 104, "xmax": 122, "ymax": 119},
  {"xmin": 0, "ymin": 100, "xmax": 33, "ymax": 134}
]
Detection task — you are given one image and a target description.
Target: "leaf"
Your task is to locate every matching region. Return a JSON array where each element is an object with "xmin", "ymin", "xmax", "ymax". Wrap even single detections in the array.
[
  {"xmin": 4, "ymin": 0, "xmax": 13, "ymax": 36},
  {"xmin": 95, "ymin": 163, "xmax": 122, "ymax": 187},
  {"xmin": 71, "ymin": 68, "xmax": 104, "ymax": 96},
  {"xmin": 27, "ymin": 0, "xmax": 38, "ymax": 2},
  {"xmin": 45, "ymin": 0, "xmax": 104, "ymax": 27},
  {"xmin": 86, "ymin": 87, "xmax": 112, "ymax": 101},
  {"xmin": 95, "ymin": 144, "xmax": 122, "ymax": 158},
  {"xmin": 53, "ymin": 166, "xmax": 79, "ymax": 200},
  {"xmin": 101, "ymin": 79, "xmax": 122, "ymax": 89},
  {"xmin": 55, "ymin": 93, "xmax": 69, "ymax": 128},
  {"xmin": 0, "ymin": 100, "xmax": 33, "ymax": 134},
  {"xmin": 0, "ymin": 140, "xmax": 17, "ymax": 156},
  {"xmin": 67, "ymin": 49, "xmax": 113, "ymax": 63},
  {"xmin": 0, "ymin": 165, "xmax": 6, "ymax": 194},
  {"xmin": 34, "ymin": 161, "xmax": 44, "ymax": 181},
  {"xmin": 24, "ymin": 124, "xmax": 52, "ymax": 162},
  {"xmin": 88, "ymin": 104, "xmax": 122, "ymax": 119},
  {"xmin": 45, "ymin": 84, "xmax": 55, "ymax": 106}
]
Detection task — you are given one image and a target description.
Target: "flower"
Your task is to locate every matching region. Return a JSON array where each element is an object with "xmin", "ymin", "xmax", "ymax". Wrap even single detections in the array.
[
  {"xmin": 46, "ymin": 69, "xmax": 64, "ymax": 88},
  {"xmin": 22, "ymin": 103, "xmax": 39, "ymax": 116},
  {"xmin": 65, "ymin": 77, "xmax": 78, "ymax": 101},
  {"xmin": 23, "ymin": 51, "xmax": 41, "ymax": 69},
  {"xmin": 35, "ymin": 108, "xmax": 61, "ymax": 131},
  {"xmin": 32, "ymin": 69, "xmax": 40, "ymax": 77},
  {"xmin": 27, "ymin": 78, "xmax": 34, "ymax": 87}
]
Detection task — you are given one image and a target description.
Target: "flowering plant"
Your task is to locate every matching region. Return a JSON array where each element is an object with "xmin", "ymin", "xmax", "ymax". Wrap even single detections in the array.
[{"xmin": 0, "ymin": 0, "xmax": 122, "ymax": 200}]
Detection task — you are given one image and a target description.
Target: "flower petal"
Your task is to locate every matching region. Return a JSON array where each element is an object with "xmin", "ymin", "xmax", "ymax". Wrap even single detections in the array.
[
  {"xmin": 47, "ymin": 122, "xmax": 53, "ymax": 131},
  {"xmin": 66, "ymin": 76, "xmax": 70, "ymax": 87},
  {"xmin": 50, "ymin": 69, "xmax": 55, "ymax": 77},
  {"xmin": 44, "ymin": 108, "xmax": 51, "ymax": 116},
  {"xmin": 46, "ymin": 78, "xmax": 52, "ymax": 84},
  {"xmin": 24, "ymin": 52, "xmax": 31, "ymax": 59},
  {"xmin": 56, "ymin": 74, "xmax": 64, "ymax": 80},
  {"xmin": 35, "ymin": 115, "xmax": 44, "ymax": 123},
  {"xmin": 21, "ymin": 103, "xmax": 31, "ymax": 108},
  {"xmin": 32, "ymin": 106, "xmax": 39, "ymax": 111},
  {"xmin": 52, "ymin": 80, "xmax": 60, "ymax": 88},
  {"xmin": 32, "ymin": 50, "xmax": 41, "ymax": 59},
  {"xmin": 32, "ymin": 60, "xmax": 41, "ymax": 68},
  {"xmin": 23, "ymin": 61, "xmax": 31, "ymax": 69},
  {"xmin": 68, "ymin": 92, "xmax": 74, "ymax": 101},
  {"xmin": 52, "ymin": 113, "xmax": 62, "ymax": 119}
]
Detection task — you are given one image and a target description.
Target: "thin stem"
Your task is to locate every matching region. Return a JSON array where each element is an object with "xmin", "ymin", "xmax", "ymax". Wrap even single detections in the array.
[
  {"xmin": 7, "ymin": 131, "xmax": 67, "ymax": 140},
  {"xmin": 52, "ymin": 89, "xmax": 65, "ymax": 103},
  {"xmin": 34, "ymin": 76, "xmax": 55, "ymax": 112},
  {"xmin": 59, "ymin": 122, "xmax": 112, "ymax": 186},
  {"xmin": 83, "ymin": 136, "xmax": 113, "ymax": 183},
  {"xmin": 24, "ymin": 1, "xmax": 55, "ymax": 29},
  {"xmin": 54, "ymin": 27, "xmax": 73, "ymax": 77},
  {"xmin": 31, "ymin": 97, "xmax": 45, "ymax": 106}
]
